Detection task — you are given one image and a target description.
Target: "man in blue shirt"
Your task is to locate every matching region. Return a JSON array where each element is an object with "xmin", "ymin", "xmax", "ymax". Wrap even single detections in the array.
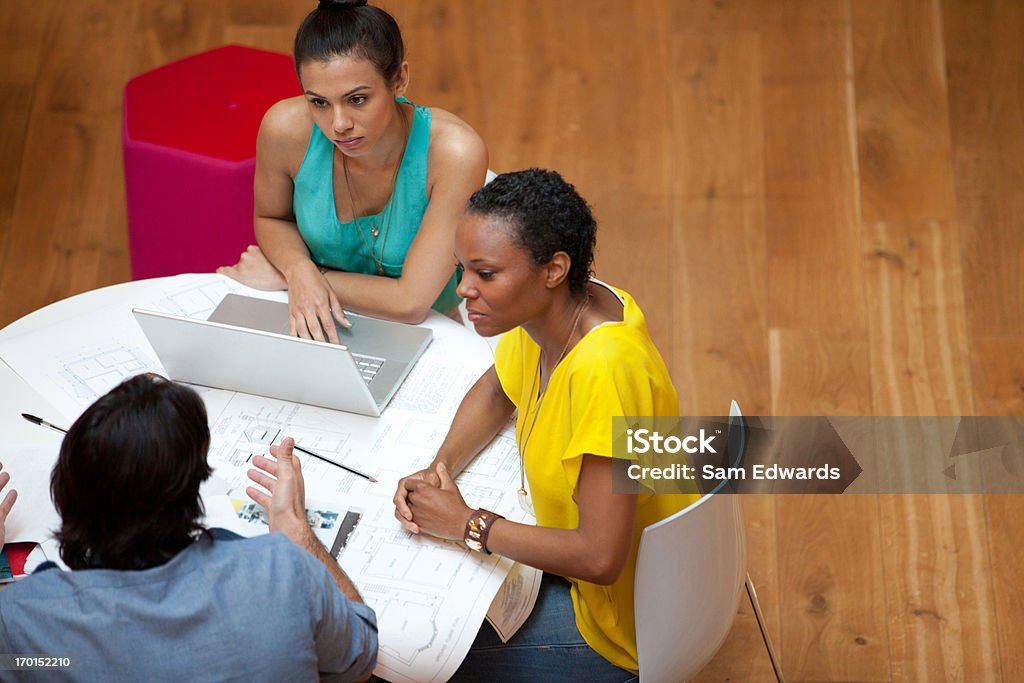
[{"xmin": 0, "ymin": 374, "xmax": 377, "ymax": 681}]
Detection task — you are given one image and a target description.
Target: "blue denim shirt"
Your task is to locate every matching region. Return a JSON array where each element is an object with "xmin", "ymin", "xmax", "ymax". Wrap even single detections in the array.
[{"xmin": 0, "ymin": 529, "xmax": 377, "ymax": 682}]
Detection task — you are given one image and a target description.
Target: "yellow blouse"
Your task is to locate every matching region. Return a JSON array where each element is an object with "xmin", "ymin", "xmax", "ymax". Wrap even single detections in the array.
[{"xmin": 494, "ymin": 281, "xmax": 700, "ymax": 672}]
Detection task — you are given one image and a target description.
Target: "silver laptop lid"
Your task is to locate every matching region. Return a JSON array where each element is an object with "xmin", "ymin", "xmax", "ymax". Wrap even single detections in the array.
[
  {"xmin": 133, "ymin": 308, "xmax": 382, "ymax": 415},
  {"xmin": 209, "ymin": 294, "xmax": 432, "ymax": 363},
  {"xmin": 208, "ymin": 295, "xmax": 432, "ymax": 408},
  {"xmin": 134, "ymin": 296, "xmax": 432, "ymax": 416}
]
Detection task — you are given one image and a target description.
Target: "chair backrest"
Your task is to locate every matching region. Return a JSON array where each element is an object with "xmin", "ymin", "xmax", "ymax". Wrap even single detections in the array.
[{"xmin": 634, "ymin": 401, "xmax": 748, "ymax": 682}]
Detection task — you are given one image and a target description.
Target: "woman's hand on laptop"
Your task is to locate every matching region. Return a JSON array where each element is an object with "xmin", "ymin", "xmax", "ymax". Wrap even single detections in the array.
[{"xmin": 286, "ymin": 261, "xmax": 351, "ymax": 344}]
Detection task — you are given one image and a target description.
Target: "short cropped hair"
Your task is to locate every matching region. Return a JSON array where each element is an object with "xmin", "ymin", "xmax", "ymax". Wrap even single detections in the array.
[
  {"xmin": 465, "ymin": 169, "xmax": 597, "ymax": 296},
  {"xmin": 51, "ymin": 374, "xmax": 212, "ymax": 570}
]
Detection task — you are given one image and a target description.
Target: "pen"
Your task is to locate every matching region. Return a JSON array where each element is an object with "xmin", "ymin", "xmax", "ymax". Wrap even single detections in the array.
[
  {"xmin": 21, "ymin": 413, "xmax": 68, "ymax": 435},
  {"xmin": 293, "ymin": 443, "xmax": 378, "ymax": 483},
  {"xmin": 22, "ymin": 412, "xmax": 377, "ymax": 484}
]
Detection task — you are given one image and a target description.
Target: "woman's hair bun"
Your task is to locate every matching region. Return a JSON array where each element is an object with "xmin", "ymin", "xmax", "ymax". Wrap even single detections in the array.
[
  {"xmin": 297, "ymin": 0, "xmax": 402, "ymax": 82},
  {"xmin": 318, "ymin": 0, "xmax": 368, "ymax": 9}
]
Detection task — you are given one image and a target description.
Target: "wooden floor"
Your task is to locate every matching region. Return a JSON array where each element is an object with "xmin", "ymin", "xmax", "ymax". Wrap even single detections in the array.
[{"xmin": 1, "ymin": 1, "xmax": 1022, "ymax": 680}]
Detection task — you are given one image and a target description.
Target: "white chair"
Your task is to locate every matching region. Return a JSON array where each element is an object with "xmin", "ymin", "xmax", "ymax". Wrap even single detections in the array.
[{"xmin": 634, "ymin": 401, "xmax": 784, "ymax": 682}]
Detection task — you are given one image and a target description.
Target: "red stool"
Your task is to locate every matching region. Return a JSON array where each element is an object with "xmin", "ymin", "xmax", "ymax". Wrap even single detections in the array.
[{"xmin": 122, "ymin": 45, "xmax": 301, "ymax": 279}]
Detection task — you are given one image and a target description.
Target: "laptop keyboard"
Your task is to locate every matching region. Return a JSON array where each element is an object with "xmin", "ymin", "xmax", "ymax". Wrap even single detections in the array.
[{"xmin": 352, "ymin": 353, "xmax": 386, "ymax": 384}]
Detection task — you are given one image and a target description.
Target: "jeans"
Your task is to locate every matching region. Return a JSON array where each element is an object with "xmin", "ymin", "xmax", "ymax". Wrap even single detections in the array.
[{"xmin": 450, "ymin": 573, "xmax": 639, "ymax": 682}]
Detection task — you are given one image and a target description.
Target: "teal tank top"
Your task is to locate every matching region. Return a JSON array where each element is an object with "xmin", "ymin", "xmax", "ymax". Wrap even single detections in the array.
[{"xmin": 292, "ymin": 98, "xmax": 461, "ymax": 313}]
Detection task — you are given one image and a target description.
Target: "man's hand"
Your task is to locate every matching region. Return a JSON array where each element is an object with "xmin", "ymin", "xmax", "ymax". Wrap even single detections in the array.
[
  {"xmin": 249, "ymin": 438, "xmax": 366, "ymax": 604},
  {"xmin": 0, "ymin": 463, "xmax": 18, "ymax": 547},
  {"xmin": 246, "ymin": 437, "xmax": 311, "ymax": 545}
]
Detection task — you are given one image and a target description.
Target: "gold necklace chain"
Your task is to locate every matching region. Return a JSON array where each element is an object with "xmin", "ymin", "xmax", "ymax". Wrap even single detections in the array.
[
  {"xmin": 341, "ymin": 106, "xmax": 407, "ymax": 276},
  {"xmin": 517, "ymin": 296, "xmax": 591, "ymax": 502}
]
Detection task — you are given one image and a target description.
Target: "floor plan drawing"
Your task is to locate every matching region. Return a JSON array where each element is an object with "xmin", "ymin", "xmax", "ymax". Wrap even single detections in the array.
[
  {"xmin": 200, "ymin": 387, "xmax": 530, "ymax": 683},
  {"xmin": 0, "ymin": 274, "xmax": 533, "ymax": 682},
  {"xmin": 0, "ymin": 274, "xmax": 282, "ymax": 420}
]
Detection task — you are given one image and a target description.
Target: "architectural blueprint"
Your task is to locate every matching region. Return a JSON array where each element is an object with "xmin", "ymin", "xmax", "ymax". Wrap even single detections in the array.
[
  {"xmin": 199, "ymin": 375, "xmax": 530, "ymax": 683},
  {"xmin": 0, "ymin": 273, "xmax": 534, "ymax": 682},
  {"xmin": 0, "ymin": 274, "xmax": 277, "ymax": 420}
]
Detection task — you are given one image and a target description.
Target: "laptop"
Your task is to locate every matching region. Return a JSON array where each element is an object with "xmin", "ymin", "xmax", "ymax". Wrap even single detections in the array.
[{"xmin": 132, "ymin": 294, "xmax": 432, "ymax": 416}]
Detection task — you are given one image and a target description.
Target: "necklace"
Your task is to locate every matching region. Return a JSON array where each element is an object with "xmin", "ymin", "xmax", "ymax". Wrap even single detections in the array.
[
  {"xmin": 516, "ymin": 295, "xmax": 590, "ymax": 515},
  {"xmin": 341, "ymin": 106, "xmax": 408, "ymax": 276}
]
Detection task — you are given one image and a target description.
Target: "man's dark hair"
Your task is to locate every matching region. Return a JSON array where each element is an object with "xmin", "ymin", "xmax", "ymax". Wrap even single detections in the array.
[
  {"xmin": 466, "ymin": 169, "xmax": 597, "ymax": 296},
  {"xmin": 51, "ymin": 374, "xmax": 212, "ymax": 570},
  {"xmin": 294, "ymin": 0, "xmax": 405, "ymax": 85}
]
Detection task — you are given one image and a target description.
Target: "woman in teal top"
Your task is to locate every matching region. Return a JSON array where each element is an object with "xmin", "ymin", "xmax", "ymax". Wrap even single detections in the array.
[{"xmin": 219, "ymin": 0, "xmax": 487, "ymax": 342}]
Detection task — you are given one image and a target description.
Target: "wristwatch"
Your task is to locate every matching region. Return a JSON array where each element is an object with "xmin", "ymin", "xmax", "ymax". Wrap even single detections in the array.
[{"xmin": 464, "ymin": 508, "xmax": 504, "ymax": 555}]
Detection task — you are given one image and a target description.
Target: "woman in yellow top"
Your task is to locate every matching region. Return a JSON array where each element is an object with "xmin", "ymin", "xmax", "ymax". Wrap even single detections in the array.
[{"xmin": 394, "ymin": 169, "xmax": 699, "ymax": 680}]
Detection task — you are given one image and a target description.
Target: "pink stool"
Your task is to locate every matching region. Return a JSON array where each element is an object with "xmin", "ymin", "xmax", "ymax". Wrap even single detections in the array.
[{"xmin": 123, "ymin": 45, "xmax": 301, "ymax": 279}]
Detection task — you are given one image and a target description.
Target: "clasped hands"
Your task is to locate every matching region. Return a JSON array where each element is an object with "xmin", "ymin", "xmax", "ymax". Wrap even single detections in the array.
[{"xmin": 393, "ymin": 463, "xmax": 473, "ymax": 542}]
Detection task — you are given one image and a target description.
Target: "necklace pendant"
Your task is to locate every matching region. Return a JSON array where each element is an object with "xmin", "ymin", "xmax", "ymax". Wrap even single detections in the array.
[
  {"xmin": 517, "ymin": 488, "xmax": 534, "ymax": 516},
  {"xmin": 371, "ymin": 226, "xmax": 380, "ymax": 239},
  {"xmin": 376, "ymin": 264, "xmax": 385, "ymax": 275}
]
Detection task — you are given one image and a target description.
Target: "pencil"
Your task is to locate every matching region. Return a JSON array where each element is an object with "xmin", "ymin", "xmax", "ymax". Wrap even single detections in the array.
[
  {"xmin": 21, "ymin": 413, "xmax": 68, "ymax": 435},
  {"xmin": 293, "ymin": 443, "xmax": 378, "ymax": 483}
]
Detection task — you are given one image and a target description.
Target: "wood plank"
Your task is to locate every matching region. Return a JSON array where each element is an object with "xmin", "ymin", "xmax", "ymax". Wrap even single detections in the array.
[
  {"xmin": 762, "ymin": 92, "xmax": 863, "ymax": 330},
  {"xmin": 770, "ymin": 329, "xmax": 886, "ymax": 681},
  {"xmin": 759, "ymin": 0, "xmax": 851, "ymax": 82},
  {"xmin": 0, "ymin": 85, "xmax": 34, "ymax": 273},
  {"xmin": 0, "ymin": 0, "xmax": 53, "ymax": 84},
  {"xmin": 668, "ymin": 26, "xmax": 770, "ymax": 416},
  {"xmin": 774, "ymin": 492, "xmax": 890, "ymax": 681},
  {"xmin": 674, "ymin": 199, "xmax": 770, "ymax": 417},
  {"xmin": 760, "ymin": 3, "xmax": 889, "ymax": 679},
  {"xmin": 693, "ymin": 495, "xmax": 781, "ymax": 683},
  {"xmin": 581, "ymin": 2, "xmax": 675, "ymax": 368},
  {"xmin": 30, "ymin": 0, "xmax": 134, "ymax": 117},
  {"xmin": 881, "ymin": 493, "xmax": 1001, "ymax": 682},
  {"xmin": 970, "ymin": 337, "xmax": 1024, "ymax": 416},
  {"xmin": 221, "ymin": 25, "xmax": 296, "ymax": 53},
  {"xmin": 670, "ymin": 23, "xmax": 775, "ymax": 679},
  {"xmin": 0, "ymin": 111, "xmax": 130, "ymax": 326},
  {"xmin": 0, "ymin": 0, "xmax": 138, "ymax": 326},
  {"xmin": 985, "ymin": 494, "xmax": 1024, "ymax": 682},
  {"xmin": 760, "ymin": 0, "xmax": 863, "ymax": 333},
  {"xmin": 769, "ymin": 329, "xmax": 873, "ymax": 420},
  {"xmin": 852, "ymin": 5, "xmax": 996, "ymax": 679},
  {"xmin": 134, "ymin": 0, "xmax": 227, "ymax": 72},
  {"xmin": 945, "ymin": 3, "xmax": 1024, "ymax": 678},
  {"xmin": 944, "ymin": 0, "xmax": 1024, "ymax": 340},
  {"xmin": 226, "ymin": 0, "xmax": 309, "ymax": 27},
  {"xmin": 957, "ymin": 187, "xmax": 1024, "ymax": 340},
  {"xmin": 852, "ymin": 0, "xmax": 957, "ymax": 224},
  {"xmin": 861, "ymin": 220, "xmax": 973, "ymax": 416}
]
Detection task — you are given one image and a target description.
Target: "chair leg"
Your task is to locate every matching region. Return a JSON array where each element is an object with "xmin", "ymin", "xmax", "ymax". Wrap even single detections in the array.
[{"xmin": 745, "ymin": 573, "xmax": 785, "ymax": 683}]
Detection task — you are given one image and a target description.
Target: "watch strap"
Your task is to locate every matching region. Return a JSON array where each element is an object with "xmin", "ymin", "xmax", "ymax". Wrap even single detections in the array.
[{"xmin": 464, "ymin": 508, "xmax": 504, "ymax": 555}]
